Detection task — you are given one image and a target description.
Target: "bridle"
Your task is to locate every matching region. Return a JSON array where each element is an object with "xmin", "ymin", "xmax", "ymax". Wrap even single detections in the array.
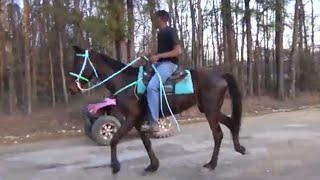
[
  {"xmin": 69, "ymin": 50, "xmax": 144, "ymax": 93},
  {"xmin": 69, "ymin": 50, "xmax": 99, "ymax": 92}
]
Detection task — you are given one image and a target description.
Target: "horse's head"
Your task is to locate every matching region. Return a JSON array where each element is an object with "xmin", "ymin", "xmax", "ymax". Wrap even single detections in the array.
[
  {"xmin": 68, "ymin": 45, "xmax": 97, "ymax": 94},
  {"xmin": 68, "ymin": 45, "xmax": 144, "ymax": 95}
]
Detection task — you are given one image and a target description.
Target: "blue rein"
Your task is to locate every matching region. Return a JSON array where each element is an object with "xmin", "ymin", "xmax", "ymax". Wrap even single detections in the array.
[{"xmin": 69, "ymin": 50, "xmax": 180, "ymax": 132}]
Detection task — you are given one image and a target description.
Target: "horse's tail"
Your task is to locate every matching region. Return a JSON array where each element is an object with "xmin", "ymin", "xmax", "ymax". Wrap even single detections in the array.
[{"xmin": 222, "ymin": 73, "xmax": 242, "ymax": 134}]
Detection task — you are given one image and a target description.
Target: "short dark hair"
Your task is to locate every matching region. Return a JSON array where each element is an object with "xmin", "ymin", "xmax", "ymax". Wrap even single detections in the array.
[{"xmin": 156, "ymin": 10, "xmax": 170, "ymax": 22}]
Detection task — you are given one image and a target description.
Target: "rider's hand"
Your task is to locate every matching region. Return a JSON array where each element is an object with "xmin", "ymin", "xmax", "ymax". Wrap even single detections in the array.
[{"xmin": 149, "ymin": 54, "xmax": 160, "ymax": 64}]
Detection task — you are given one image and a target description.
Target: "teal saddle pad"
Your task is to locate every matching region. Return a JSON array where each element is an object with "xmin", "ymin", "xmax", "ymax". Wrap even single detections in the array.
[{"xmin": 136, "ymin": 66, "xmax": 194, "ymax": 95}]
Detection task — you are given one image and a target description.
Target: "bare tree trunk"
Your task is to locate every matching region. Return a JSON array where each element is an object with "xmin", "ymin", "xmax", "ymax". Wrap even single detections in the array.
[
  {"xmin": 73, "ymin": 0, "xmax": 80, "ymax": 33},
  {"xmin": 12, "ymin": 10, "xmax": 25, "ymax": 106},
  {"xmin": 213, "ymin": 0, "xmax": 222, "ymax": 65},
  {"xmin": 3, "ymin": 2, "xmax": 17, "ymax": 113},
  {"xmin": 221, "ymin": 3, "xmax": 228, "ymax": 68},
  {"xmin": 58, "ymin": 32, "xmax": 69, "ymax": 104},
  {"xmin": 299, "ymin": 0, "xmax": 308, "ymax": 52},
  {"xmin": 183, "ymin": 12, "xmax": 192, "ymax": 67},
  {"xmin": 264, "ymin": 8, "xmax": 271, "ymax": 91},
  {"xmin": 147, "ymin": 0, "xmax": 157, "ymax": 54},
  {"xmin": 31, "ymin": 42, "xmax": 38, "ymax": 104},
  {"xmin": 7, "ymin": 42, "xmax": 15, "ymax": 113},
  {"xmin": 43, "ymin": 0, "xmax": 55, "ymax": 107},
  {"xmin": 0, "ymin": 8, "xmax": 5, "ymax": 101},
  {"xmin": 168, "ymin": 0, "xmax": 175, "ymax": 29},
  {"xmin": 235, "ymin": 1, "xmax": 240, "ymax": 64},
  {"xmin": 270, "ymin": 11, "xmax": 276, "ymax": 86},
  {"xmin": 174, "ymin": 0, "xmax": 186, "ymax": 61},
  {"xmin": 297, "ymin": 0, "xmax": 304, "ymax": 91},
  {"xmin": 31, "ymin": 0, "xmax": 41, "ymax": 104},
  {"xmin": 289, "ymin": 0, "xmax": 299, "ymax": 98},
  {"xmin": 222, "ymin": 0, "xmax": 237, "ymax": 76},
  {"xmin": 275, "ymin": 0, "xmax": 285, "ymax": 99},
  {"xmin": 189, "ymin": 0, "xmax": 197, "ymax": 68},
  {"xmin": 0, "ymin": 49, "xmax": 3, "ymax": 101},
  {"xmin": 73, "ymin": 0, "xmax": 83, "ymax": 46},
  {"xmin": 310, "ymin": 0, "xmax": 314, "ymax": 56},
  {"xmin": 110, "ymin": 0, "xmax": 127, "ymax": 62},
  {"xmin": 240, "ymin": 17, "xmax": 246, "ymax": 96},
  {"xmin": 221, "ymin": 0, "xmax": 230, "ymax": 68},
  {"xmin": 197, "ymin": 0, "xmax": 203, "ymax": 67},
  {"xmin": 127, "ymin": 0, "xmax": 135, "ymax": 60},
  {"xmin": 244, "ymin": 0, "xmax": 253, "ymax": 95},
  {"xmin": 49, "ymin": 48, "xmax": 56, "ymax": 107},
  {"xmin": 210, "ymin": 3, "xmax": 216, "ymax": 65},
  {"xmin": 254, "ymin": 3, "xmax": 262, "ymax": 96},
  {"xmin": 23, "ymin": 0, "xmax": 32, "ymax": 114}
]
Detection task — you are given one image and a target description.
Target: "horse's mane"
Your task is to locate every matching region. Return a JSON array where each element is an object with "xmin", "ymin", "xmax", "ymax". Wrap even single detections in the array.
[{"xmin": 93, "ymin": 50, "xmax": 139, "ymax": 76}]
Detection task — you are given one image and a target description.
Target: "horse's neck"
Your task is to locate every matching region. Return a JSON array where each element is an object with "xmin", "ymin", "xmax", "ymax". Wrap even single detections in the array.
[{"xmin": 97, "ymin": 62, "xmax": 137, "ymax": 95}]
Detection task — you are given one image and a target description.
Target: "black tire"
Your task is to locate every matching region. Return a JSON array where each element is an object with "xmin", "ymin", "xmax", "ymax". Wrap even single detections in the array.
[
  {"xmin": 151, "ymin": 118, "xmax": 177, "ymax": 139},
  {"xmin": 91, "ymin": 115, "xmax": 121, "ymax": 146}
]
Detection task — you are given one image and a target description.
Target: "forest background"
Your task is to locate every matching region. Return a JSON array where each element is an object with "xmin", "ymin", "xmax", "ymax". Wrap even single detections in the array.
[{"xmin": 1, "ymin": 0, "xmax": 320, "ymax": 144}]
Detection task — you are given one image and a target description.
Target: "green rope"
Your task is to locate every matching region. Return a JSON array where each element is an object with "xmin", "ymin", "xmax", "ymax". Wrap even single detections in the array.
[{"xmin": 69, "ymin": 72, "xmax": 90, "ymax": 82}]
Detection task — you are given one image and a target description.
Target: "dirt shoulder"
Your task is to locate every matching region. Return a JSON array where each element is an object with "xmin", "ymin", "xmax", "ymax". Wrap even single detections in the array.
[{"xmin": 1, "ymin": 93, "xmax": 320, "ymax": 145}]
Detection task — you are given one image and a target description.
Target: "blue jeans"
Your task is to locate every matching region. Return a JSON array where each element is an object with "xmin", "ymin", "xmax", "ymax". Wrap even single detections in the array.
[{"xmin": 147, "ymin": 61, "xmax": 178, "ymax": 123}]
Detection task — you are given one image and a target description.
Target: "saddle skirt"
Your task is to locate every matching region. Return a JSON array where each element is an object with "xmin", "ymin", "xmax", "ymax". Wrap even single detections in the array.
[{"xmin": 136, "ymin": 62, "xmax": 194, "ymax": 95}]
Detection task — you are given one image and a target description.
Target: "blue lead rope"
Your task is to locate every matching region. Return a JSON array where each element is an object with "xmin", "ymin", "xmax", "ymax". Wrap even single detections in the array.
[
  {"xmin": 151, "ymin": 63, "xmax": 181, "ymax": 132},
  {"xmin": 141, "ymin": 56, "xmax": 180, "ymax": 132},
  {"xmin": 72, "ymin": 56, "xmax": 142, "ymax": 92},
  {"xmin": 113, "ymin": 80, "xmax": 140, "ymax": 96}
]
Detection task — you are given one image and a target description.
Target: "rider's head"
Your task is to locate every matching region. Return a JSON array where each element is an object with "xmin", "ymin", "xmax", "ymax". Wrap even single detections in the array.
[{"xmin": 155, "ymin": 10, "xmax": 169, "ymax": 29}]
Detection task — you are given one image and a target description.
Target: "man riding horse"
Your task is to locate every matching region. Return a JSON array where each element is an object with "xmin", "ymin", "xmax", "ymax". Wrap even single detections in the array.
[
  {"xmin": 68, "ymin": 9, "xmax": 246, "ymax": 174},
  {"xmin": 141, "ymin": 10, "xmax": 182, "ymax": 132}
]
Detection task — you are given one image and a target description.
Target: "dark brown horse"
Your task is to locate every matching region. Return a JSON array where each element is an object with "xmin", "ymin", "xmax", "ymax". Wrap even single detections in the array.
[{"xmin": 68, "ymin": 46, "xmax": 246, "ymax": 174}]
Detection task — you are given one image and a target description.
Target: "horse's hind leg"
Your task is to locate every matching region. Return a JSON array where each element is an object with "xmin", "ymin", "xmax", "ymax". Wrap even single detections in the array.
[
  {"xmin": 219, "ymin": 113, "xmax": 246, "ymax": 155},
  {"xmin": 134, "ymin": 122, "xmax": 159, "ymax": 173},
  {"xmin": 203, "ymin": 110, "xmax": 223, "ymax": 170},
  {"xmin": 110, "ymin": 120, "xmax": 134, "ymax": 174}
]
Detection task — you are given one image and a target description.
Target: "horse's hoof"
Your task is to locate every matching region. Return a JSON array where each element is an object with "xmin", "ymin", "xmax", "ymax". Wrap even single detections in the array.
[
  {"xmin": 203, "ymin": 161, "xmax": 217, "ymax": 170},
  {"xmin": 111, "ymin": 162, "xmax": 120, "ymax": 174},
  {"xmin": 235, "ymin": 145, "xmax": 246, "ymax": 155},
  {"xmin": 144, "ymin": 164, "xmax": 159, "ymax": 172}
]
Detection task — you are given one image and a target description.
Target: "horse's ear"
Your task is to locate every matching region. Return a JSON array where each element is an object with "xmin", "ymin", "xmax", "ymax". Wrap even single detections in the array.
[{"xmin": 72, "ymin": 45, "xmax": 83, "ymax": 53}]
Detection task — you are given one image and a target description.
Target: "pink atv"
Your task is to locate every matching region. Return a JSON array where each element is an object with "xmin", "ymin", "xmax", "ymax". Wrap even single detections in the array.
[{"xmin": 81, "ymin": 98, "xmax": 176, "ymax": 146}]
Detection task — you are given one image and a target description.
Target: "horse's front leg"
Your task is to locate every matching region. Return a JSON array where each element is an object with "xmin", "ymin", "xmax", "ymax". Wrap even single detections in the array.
[
  {"xmin": 110, "ymin": 120, "xmax": 134, "ymax": 174},
  {"xmin": 135, "ymin": 122, "xmax": 159, "ymax": 173}
]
